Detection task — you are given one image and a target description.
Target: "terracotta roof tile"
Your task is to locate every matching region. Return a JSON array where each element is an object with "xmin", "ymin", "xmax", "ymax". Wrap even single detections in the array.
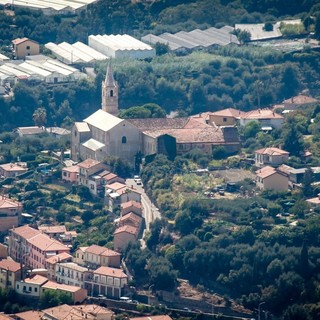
[
  {"xmin": 0, "ymin": 196, "xmax": 22, "ymax": 209},
  {"xmin": 210, "ymin": 108, "xmax": 245, "ymax": 118},
  {"xmin": 42, "ymin": 280, "xmax": 84, "ymax": 293},
  {"xmin": 256, "ymin": 166, "xmax": 277, "ymax": 179},
  {"xmin": 0, "ymin": 163, "xmax": 27, "ymax": 172},
  {"xmin": 38, "ymin": 225, "xmax": 67, "ymax": 234},
  {"xmin": 127, "ymin": 118, "xmax": 189, "ymax": 131},
  {"xmin": 12, "ymin": 37, "xmax": 38, "ymax": 45},
  {"xmin": 121, "ymin": 200, "xmax": 142, "ymax": 210},
  {"xmin": 11, "ymin": 225, "xmax": 41, "ymax": 239},
  {"xmin": 242, "ymin": 108, "xmax": 283, "ymax": 120},
  {"xmin": 94, "ymin": 266, "xmax": 127, "ymax": 278},
  {"xmin": 62, "ymin": 165, "xmax": 79, "ymax": 173},
  {"xmin": 46, "ymin": 252, "xmax": 73, "ymax": 264},
  {"xmin": 77, "ymin": 158, "xmax": 101, "ymax": 169},
  {"xmin": 283, "ymin": 94, "xmax": 318, "ymax": 105},
  {"xmin": 120, "ymin": 212, "xmax": 142, "ymax": 224},
  {"xmin": 11, "ymin": 310, "xmax": 43, "ymax": 320},
  {"xmin": 27, "ymin": 233, "xmax": 70, "ymax": 252},
  {"xmin": 0, "ymin": 259, "xmax": 21, "ymax": 272},
  {"xmin": 85, "ymin": 244, "xmax": 120, "ymax": 257},
  {"xmin": 23, "ymin": 274, "xmax": 48, "ymax": 285},
  {"xmin": 255, "ymin": 147, "xmax": 289, "ymax": 156},
  {"xmin": 114, "ymin": 225, "xmax": 138, "ymax": 236}
]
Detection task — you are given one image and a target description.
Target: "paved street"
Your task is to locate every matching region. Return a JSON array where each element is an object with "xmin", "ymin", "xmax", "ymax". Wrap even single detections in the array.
[{"xmin": 126, "ymin": 178, "xmax": 161, "ymax": 232}]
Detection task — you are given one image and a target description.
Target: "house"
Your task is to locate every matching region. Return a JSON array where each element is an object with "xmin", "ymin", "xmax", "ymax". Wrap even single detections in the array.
[
  {"xmin": 55, "ymin": 262, "xmax": 88, "ymax": 288},
  {"xmin": 254, "ymin": 147, "xmax": 289, "ymax": 167},
  {"xmin": 84, "ymin": 266, "xmax": 128, "ymax": 298},
  {"xmin": 46, "ymin": 252, "xmax": 73, "ymax": 281},
  {"xmin": 0, "ymin": 163, "xmax": 28, "ymax": 178},
  {"xmin": 207, "ymin": 108, "xmax": 245, "ymax": 126},
  {"xmin": 113, "ymin": 225, "xmax": 139, "ymax": 252},
  {"xmin": 0, "ymin": 195, "xmax": 22, "ymax": 233},
  {"xmin": 11, "ymin": 310, "xmax": 43, "ymax": 320},
  {"xmin": 121, "ymin": 200, "xmax": 142, "ymax": 217},
  {"xmin": 239, "ymin": 108, "xmax": 284, "ymax": 129},
  {"xmin": 41, "ymin": 304, "xmax": 113, "ymax": 320},
  {"xmin": 105, "ymin": 182, "xmax": 141, "ymax": 212},
  {"xmin": 77, "ymin": 159, "xmax": 111, "ymax": 196},
  {"xmin": 82, "ymin": 244, "xmax": 121, "ymax": 269},
  {"xmin": 41, "ymin": 281, "xmax": 87, "ymax": 303},
  {"xmin": 38, "ymin": 225, "xmax": 67, "ymax": 239},
  {"xmin": 8, "ymin": 225, "xmax": 70, "ymax": 270},
  {"xmin": 256, "ymin": 166, "xmax": 288, "ymax": 191},
  {"xmin": 62, "ymin": 165, "xmax": 80, "ymax": 183},
  {"xmin": 45, "ymin": 127, "xmax": 71, "ymax": 138},
  {"xmin": 12, "ymin": 38, "xmax": 40, "ymax": 59},
  {"xmin": 15, "ymin": 274, "xmax": 48, "ymax": 297},
  {"xmin": 119, "ymin": 212, "xmax": 142, "ymax": 229},
  {"xmin": 282, "ymin": 94, "xmax": 318, "ymax": 111},
  {"xmin": 0, "ymin": 243, "xmax": 8, "ymax": 259},
  {"xmin": 15, "ymin": 126, "xmax": 45, "ymax": 137},
  {"xmin": 0, "ymin": 259, "xmax": 22, "ymax": 290}
]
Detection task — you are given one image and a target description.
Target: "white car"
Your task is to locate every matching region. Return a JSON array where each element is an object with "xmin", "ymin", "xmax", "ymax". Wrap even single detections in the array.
[
  {"xmin": 136, "ymin": 179, "xmax": 142, "ymax": 185},
  {"xmin": 134, "ymin": 175, "xmax": 140, "ymax": 182}
]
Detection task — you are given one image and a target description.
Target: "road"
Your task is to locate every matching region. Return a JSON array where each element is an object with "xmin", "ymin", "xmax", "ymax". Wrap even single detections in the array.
[{"xmin": 126, "ymin": 178, "xmax": 161, "ymax": 232}]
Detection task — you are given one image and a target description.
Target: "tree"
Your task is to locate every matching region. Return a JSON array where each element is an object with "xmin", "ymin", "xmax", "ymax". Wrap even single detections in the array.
[
  {"xmin": 32, "ymin": 107, "xmax": 47, "ymax": 127},
  {"xmin": 281, "ymin": 64, "xmax": 300, "ymax": 99},
  {"xmin": 264, "ymin": 22, "xmax": 274, "ymax": 31},
  {"xmin": 234, "ymin": 29, "xmax": 251, "ymax": 44},
  {"xmin": 282, "ymin": 117, "xmax": 304, "ymax": 157},
  {"xmin": 155, "ymin": 42, "xmax": 170, "ymax": 55},
  {"xmin": 243, "ymin": 121, "xmax": 260, "ymax": 139},
  {"xmin": 315, "ymin": 14, "xmax": 320, "ymax": 39}
]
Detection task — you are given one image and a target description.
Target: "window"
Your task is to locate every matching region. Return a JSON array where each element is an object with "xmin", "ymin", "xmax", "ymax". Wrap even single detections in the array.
[
  {"xmin": 35, "ymin": 287, "xmax": 38, "ymax": 292},
  {"xmin": 223, "ymin": 117, "xmax": 227, "ymax": 122},
  {"xmin": 26, "ymin": 46, "xmax": 30, "ymax": 50},
  {"xmin": 110, "ymin": 90, "xmax": 113, "ymax": 97},
  {"xmin": 122, "ymin": 136, "xmax": 127, "ymax": 144}
]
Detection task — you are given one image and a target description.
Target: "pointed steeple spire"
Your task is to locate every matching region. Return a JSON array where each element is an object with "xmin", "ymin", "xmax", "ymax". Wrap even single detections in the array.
[
  {"xmin": 105, "ymin": 61, "xmax": 116, "ymax": 87},
  {"xmin": 101, "ymin": 60, "xmax": 118, "ymax": 115}
]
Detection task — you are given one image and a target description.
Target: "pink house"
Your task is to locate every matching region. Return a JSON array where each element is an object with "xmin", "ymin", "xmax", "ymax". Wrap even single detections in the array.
[
  {"xmin": 113, "ymin": 225, "xmax": 138, "ymax": 252},
  {"xmin": 121, "ymin": 200, "xmax": 142, "ymax": 217},
  {"xmin": 0, "ymin": 195, "xmax": 22, "ymax": 232},
  {"xmin": 62, "ymin": 165, "xmax": 79, "ymax": 183},
  {"xmin": 8, "ymin": 225, "xmax": 70, "ymax": 270},
  {"xmin": 0, "ymin": 163, "xmax": 27, "ymax": 178}
]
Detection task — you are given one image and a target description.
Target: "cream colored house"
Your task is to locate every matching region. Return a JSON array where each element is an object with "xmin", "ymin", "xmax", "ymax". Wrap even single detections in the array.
[
  {"xmin": 46, "ymin": 252, "xmax": 73, "ymax": 281},
  {"xmin": 256, "ymin": 166, "xmax": 288, "ymax": 191},
  {"xmin": 12, "ymin": 38, "xmax": 40, "ymax": 59},
  {"xmin": 84, "ymin": 266, "xmax": 128, "ymax": 298},
  {"xmin": 0, "ymin": 195, "xmax": 22, "ymax": 232},
  {"xmin": 208, "ymin": 108, "xmax": 244, "ymax": 126},
  {"xmin": 255, "ymin": 147, "xmax": 289, "ymax": 167},
  {"xmin": 0, "ymin": 259, "xmax": 22, "ymax": 290},
  {"xmin": 15, "ymin": 274, "xmax": 48, "ymax": 297},
  {"xmin": 55, "ymin": 262, "xmax": 88, "ymax": 288}
]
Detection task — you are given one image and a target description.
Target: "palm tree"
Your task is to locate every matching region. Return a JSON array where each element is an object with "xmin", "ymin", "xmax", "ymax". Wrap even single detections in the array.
[{"xmin": 32, "ymin": 107, "xmax": 47, "ymax": 127}]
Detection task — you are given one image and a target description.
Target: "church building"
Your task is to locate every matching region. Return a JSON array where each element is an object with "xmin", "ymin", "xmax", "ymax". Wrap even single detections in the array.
[
  {"xmin": 71, "ymin": 63, "xmax": 240, "ymax": 165},
  {"xmin": 71, "ymin": 63, "xmax": 142, "ymax": 164}
]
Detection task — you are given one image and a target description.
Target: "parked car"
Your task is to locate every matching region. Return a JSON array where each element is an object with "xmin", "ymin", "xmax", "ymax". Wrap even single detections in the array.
[{"xmin": 134, "ymin": 175, "xmax": 140, "ymax": 182}]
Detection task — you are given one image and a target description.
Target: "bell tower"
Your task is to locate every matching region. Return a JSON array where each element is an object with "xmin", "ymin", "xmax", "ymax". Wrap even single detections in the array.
[{"xmin": 102, "ymin": 62, "xmax": 118, "ymax": 115}]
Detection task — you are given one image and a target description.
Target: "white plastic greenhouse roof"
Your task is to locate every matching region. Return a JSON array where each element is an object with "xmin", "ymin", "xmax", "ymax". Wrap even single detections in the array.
[
  {"xmin": 141, "ymin": 26, "xmax": 240, "ymax": 51},
  {"xmin": 45, "ymin": 41, "xmax": 108, "ymax": 64},
  {"xmin": 89, "ymin": 34, "xmax": 154, "ymax": 51}
]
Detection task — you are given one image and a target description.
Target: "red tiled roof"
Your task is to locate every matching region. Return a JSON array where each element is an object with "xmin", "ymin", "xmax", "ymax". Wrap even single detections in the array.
[
  {"xmin": 11, "ymin": 310, "xmax": 43, "ymax": 320},
  {"xmin": 120, "ymin": 212, "xmax": 142, "ymax": 224},
  {"xmin": 23, "ymin": 274, "xmax": 48, "ymax": 285},
  {"xmin": 11, "ymin": 225, "xmax": 41, "ymax": 239},
  {"xmin": 94, "ymin": 266, "xmax": 127, "ymax": 278},
  {"xmin": 38, "ymin": 225, "xmax": 67, "ymax": 234},
  {"xmin": 121, "ymin": 200, "xmax": 141, "ymax": 210},
  {"xmin": 255, "ymin": 147, "xmax": 289, "ymax": 156},
  {"xmin": 242, "ymin": 108, "xmax": 283, "ymax": 120},
  {"xmin": 85, "ymin": 244, "xmax": 120, "ymax": 257},
  {"xmin": 28, "ymin": 233, "xmax": 70, "ymax": 252},
  {"xmin": 77, "ymin": 158, "xmax": 101, "ymax": 169},
  {"xmin": 256, "ymin": 166, "xmax": 277, "ymax": 179},
  {"xmin": 46, "ymin": 252, "xmax": 73, "ymax": 264},
  {"xmin": 62, "ymin": 165, "xmax": 79, "ymax": 173},
  {"xmin": 42, "ymin": 280, "xmax": 84, "ymax": 293},
  {"xmin": 12, "ymin": 37, "xmax": 38, "ymax": 45},
  {"xmin": 0, "ymin": 195, "xmax": 21, "ymax": 209},
  {"xmin": 210, "ymin": 108, "xmax": 245, "ymax": 118},
  {"xmin": 283, "ymin": 94, "xmax": 318, "ymax": 105},
  {"xmin": 114, "ymin": 225, "xmax": 138, "ymax": 236},
  {"xmin": 0, "ymin": 259, "xmax": 21, "ymax": 272}
]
